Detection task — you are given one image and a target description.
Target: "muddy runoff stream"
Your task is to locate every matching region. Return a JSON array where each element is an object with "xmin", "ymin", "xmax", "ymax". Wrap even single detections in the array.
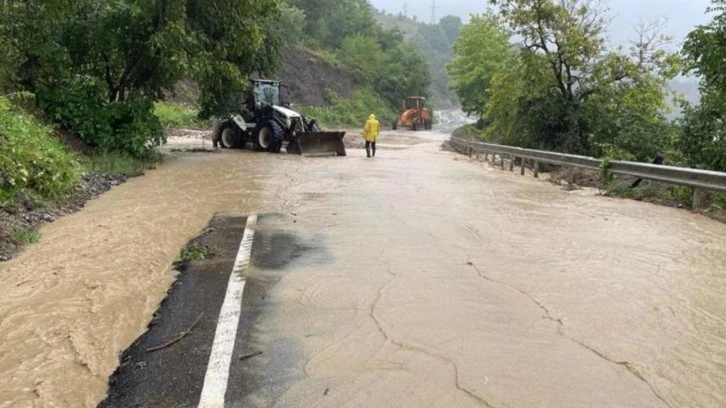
[
  {"xmin": 0, "ymin": 152, "xmax": 287, "ymax": 407},
  {"xmin": 1, "ymin": 131, "xmax": 726, "ymax": 407}
]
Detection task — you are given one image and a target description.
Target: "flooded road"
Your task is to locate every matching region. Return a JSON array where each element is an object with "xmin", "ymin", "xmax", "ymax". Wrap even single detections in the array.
[{"xmin": 1, "ymin": 129, "xmax": 725, "ymax": 407}]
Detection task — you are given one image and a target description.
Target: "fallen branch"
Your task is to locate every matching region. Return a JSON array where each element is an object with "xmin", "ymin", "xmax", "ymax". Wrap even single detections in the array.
[
  {"xmin": 146, "ymin": 312, "xmax": 204, "ymax": 353},
  {"xmin": 239, "ymin": 351, "xmax": 263, "ymax": 361}
]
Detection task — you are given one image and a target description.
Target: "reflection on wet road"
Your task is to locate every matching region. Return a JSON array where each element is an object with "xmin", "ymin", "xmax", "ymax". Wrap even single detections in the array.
[{"xmin": 1, "ymin": 129, "xmax": 725, "ymax": 407}]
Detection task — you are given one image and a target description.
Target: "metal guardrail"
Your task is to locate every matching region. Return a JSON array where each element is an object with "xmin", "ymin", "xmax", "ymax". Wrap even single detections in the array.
[{"xmin": 450, "ymin": 137, "xmax": 726, "ymax": 209}]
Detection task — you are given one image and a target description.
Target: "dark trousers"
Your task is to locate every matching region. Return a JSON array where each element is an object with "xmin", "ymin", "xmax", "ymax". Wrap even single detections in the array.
[{"xmin": 366, "ymin": 141, "xmax": 376, "ymax": 157}]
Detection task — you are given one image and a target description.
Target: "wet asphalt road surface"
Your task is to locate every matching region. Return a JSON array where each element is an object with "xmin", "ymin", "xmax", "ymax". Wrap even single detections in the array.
[
  {"xmin": 99, "ymin": 213, "xmax": 333, "ymax": 408},
  {"xmin": 99, "ymin": 215, "xmax": 250, "ymax": 407},
  {"xmin": 2, "ymin": 125, "xmax": 726, "ymax": 408}
]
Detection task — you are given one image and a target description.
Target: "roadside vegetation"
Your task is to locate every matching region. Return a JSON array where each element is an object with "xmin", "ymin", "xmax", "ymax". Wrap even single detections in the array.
[
  {"xmin": 0, "ymin": 96, "xmax": 81, "ymax": 207},
  {"xmin": 154, "ymin": 102, "xmax": 210, "ymax": 130},
  {"xmin": 297, "ymin": 90, "xmax": 394, "ymax": 127},
  {"xmin": 178, "ymin": 243, "xmax": 217, "ymax": 263},
  {"xmin": 0, "ymin": 0, "xmax": 282, "ymax": 258},
  {"xmin": 448, "ymin": 0, "xmax": 726, "ymax": 211},
  {"xmin": 0, "ymin": 0, "xmax": 280, "ymax": 158}
]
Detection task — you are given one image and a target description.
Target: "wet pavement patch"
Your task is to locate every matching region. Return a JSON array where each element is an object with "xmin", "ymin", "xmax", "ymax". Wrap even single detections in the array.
[
  {"xmin": 99, "ymin": 214, "xmax": 248, "ymax": 408},
  {"xmin": 98, "ymin": 212, "xmax": 333, "ymax": 408},
  {"xmin": 251, "ymin": 231, "xmax": 312, "ymax": 270},
  {"xmin": 252, "ymin": 214, "xmax": 332, "ymax": 270}
]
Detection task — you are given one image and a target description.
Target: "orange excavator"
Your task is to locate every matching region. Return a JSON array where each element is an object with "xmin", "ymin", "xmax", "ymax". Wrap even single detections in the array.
[{"xmin": 392, "ymin": 96, "xmax": 432, "ymax": 131}]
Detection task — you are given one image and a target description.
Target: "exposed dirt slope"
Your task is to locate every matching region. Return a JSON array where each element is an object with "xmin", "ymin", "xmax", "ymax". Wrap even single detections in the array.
[
  {"xmin": 278, "ymin": 46, "xmax": 356, "ymax": 106},
  {"xmin": 163, "ymin": 47, "xmax": 356, "ymax": 108}
]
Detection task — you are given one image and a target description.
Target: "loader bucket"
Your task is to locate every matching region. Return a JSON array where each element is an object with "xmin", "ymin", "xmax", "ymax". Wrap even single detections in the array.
[{"xmin": 287, "ymin": 131, "xmax": 347, "ymax": 157}]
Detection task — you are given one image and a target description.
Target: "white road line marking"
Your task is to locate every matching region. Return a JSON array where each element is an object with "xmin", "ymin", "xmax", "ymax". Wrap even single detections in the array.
[{"xmin": 198, "ymin": 214, "xmax": 257, "ymax": 408}]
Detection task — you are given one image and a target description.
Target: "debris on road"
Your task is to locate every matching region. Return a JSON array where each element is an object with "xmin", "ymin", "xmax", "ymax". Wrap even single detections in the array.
[
  {"xmin": 146, "ymin": 312, "xmax": 204, "ymax": 353},
  {"xmin": 238, "ymin": 351, "xmax": 263, "ymax": 361}
]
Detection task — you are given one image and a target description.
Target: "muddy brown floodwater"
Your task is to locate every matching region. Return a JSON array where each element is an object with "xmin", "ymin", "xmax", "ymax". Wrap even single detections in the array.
[{"xmin": 1, "ymin": 129, "xmax": 725, "ymax": 408}]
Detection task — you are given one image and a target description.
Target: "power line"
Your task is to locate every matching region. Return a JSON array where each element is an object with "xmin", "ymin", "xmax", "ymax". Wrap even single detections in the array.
[{"xmin": 430, "ymin": 0, "xmax": 437, "ymax": 24}]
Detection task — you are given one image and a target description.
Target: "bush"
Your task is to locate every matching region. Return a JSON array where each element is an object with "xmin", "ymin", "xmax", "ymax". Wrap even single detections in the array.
[
  {"xmin": 154, "ymin": 102, "xmax": 210, "ymax": 129},
  {"xmin": 37, "ymin": 78, "xmax": 164, "ymax": 159},
  {"xmin": 297, "ymin": 89, "xmax": 395, "ymax": 127},
  {"xmin": 0, "ymin": 97, "xmax": 82, "ymax": 206},
  {"xmin": 179, "ymin": 243, "xmax": 216, "ymax": 262}
]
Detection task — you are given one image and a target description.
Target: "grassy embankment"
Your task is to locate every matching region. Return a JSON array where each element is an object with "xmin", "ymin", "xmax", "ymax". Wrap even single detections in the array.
[
  {"xmin": 0, "ymin": 96, "xmax": 82, "ymax": 209},
  {"xmin": 154, "ymin": 101, "xmax": 210, "ymax": 130},
  {"xmin": 0, "ymin": 95, "xmax": 163, "ymax": 258}
]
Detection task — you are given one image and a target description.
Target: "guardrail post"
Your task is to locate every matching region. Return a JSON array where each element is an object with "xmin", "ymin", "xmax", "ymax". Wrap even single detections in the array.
[
  {"xmin": 534, "ymin": 161, "xmax": 540, "ymax": 178},
  {"xmin": 693, "ymin": 188, "xmax": 706, "ymax": 210},
  {"xmin": 567, "ymin": 166, "xmax": 575, "ymax": 186},
  {"xmin": 510, "ymin": 156, "xmax": 515, "ymax": 172},
  {"xmin": 468, "ymin": 148, "xmax": 473, "ymax": 158},
  {"xmin": 520, "ymin": 158, "xmax": 526, "ymax": 175},
  {"xmin": 483, "ymin": 152, "xmax": 488, "ymax": 162},
  {"xmin": 500, "ymin": 154, "xmax": 505, "ymax": 170}
]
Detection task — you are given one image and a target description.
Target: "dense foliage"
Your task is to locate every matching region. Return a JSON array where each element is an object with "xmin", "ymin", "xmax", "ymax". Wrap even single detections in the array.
[
  {"xmin": 448, "ymin": 0, "xmax": 680, "ymax": 164},
  {"xmin": 447, "ymin": 13, "xmax": 512, "ymax": 118},
  {"xmin": 288, "ymin": 0, "xmax": 377, "ymax": 49},
  {"xmin": 680, "ymin": 0, "xmax": 726, "ymax": 172},
  {"xmin": 0, "ymin": 97, "xmax": 81, "ymax": 206},
  {"xmin": 283, "ymin": 0, "xmax": 431, "ymax": 117},
  {"xmin": 1, "ymin": 0, "xmax": 282, "ymax": 158}
]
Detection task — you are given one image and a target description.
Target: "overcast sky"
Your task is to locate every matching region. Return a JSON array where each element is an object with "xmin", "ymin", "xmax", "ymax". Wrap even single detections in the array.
[{"xmin": 371, "ymin": 0, "xmax": 713, "ymax": 46}]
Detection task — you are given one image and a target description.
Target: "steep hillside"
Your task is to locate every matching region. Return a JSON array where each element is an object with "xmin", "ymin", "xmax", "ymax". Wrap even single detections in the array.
[{"xmin": 277, "ymin": 47, "xmax": 356, "ymax": 106}]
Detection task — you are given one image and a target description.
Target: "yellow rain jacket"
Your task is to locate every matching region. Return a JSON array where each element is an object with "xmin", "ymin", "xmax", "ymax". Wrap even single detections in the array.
[{"xmin": 363, "ymin": 114, "xmax": 380, "ymax": 142}]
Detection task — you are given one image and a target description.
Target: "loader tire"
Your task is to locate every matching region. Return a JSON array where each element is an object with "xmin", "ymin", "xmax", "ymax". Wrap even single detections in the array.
[
  {"xmin": 219, "ymin": 122, "xmax": 240, "ymax": 149},
  {"xmin": 256, "ymin": 120, "xmax": 283, "ymax": 153},
  {"xmin": 269, "ymin": 120, "xmax": 283, "ymax": 153}
]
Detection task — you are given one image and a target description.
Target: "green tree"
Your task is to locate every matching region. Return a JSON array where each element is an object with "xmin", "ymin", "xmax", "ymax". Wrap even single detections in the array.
[
  {"xmin": 484, "ymin": 0, "xmax": 679, "ymax": 159},
  {"xmin": 680, "ymin": 0, "xmax": 726, "ymax": 171},
  {"xmin": 339, "ymin": 34, "xmax": 385, "ymax": 83},
  {"xmin": 375, "ymin": 44, "xmax": 431, "ymax": 108},
  {"xmin": 1, "ymin": 0, "xmax": 282, "ymax": 157},
  {"xmin": 447, "ymin": 13, "xmax": 512, "ymax": 118},
  {"xmin": 279, "ymin": 4, "xmax": 307, "ymax": 44},
  {"xmin": 288, "ymin": 0, "xmax": 376, "ymax": 49}
]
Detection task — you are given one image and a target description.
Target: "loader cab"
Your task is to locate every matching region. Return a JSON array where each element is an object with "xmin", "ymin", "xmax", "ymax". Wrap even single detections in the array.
[
  {"xmin": 404, "ymin": 97, "xmax": 426, "ymax": 111},
  {"xmin": 251, "ymin": 80, "xmax": 282, "ymax": 107},
  {"xmin": 240, "ymin": 80, "xmax": 283, "ymax": 122}
]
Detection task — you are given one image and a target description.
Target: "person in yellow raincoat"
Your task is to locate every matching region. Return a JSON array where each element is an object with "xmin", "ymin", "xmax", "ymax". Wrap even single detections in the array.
[{"xmin": 363, "ymin": 114, "xmax": 380, "ymax": 158}]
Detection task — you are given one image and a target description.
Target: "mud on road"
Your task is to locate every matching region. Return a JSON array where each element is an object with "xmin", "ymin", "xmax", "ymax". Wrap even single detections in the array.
[{"xmin": 1, "ymin": 128, "xmax": 725, "ymax": 407}]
